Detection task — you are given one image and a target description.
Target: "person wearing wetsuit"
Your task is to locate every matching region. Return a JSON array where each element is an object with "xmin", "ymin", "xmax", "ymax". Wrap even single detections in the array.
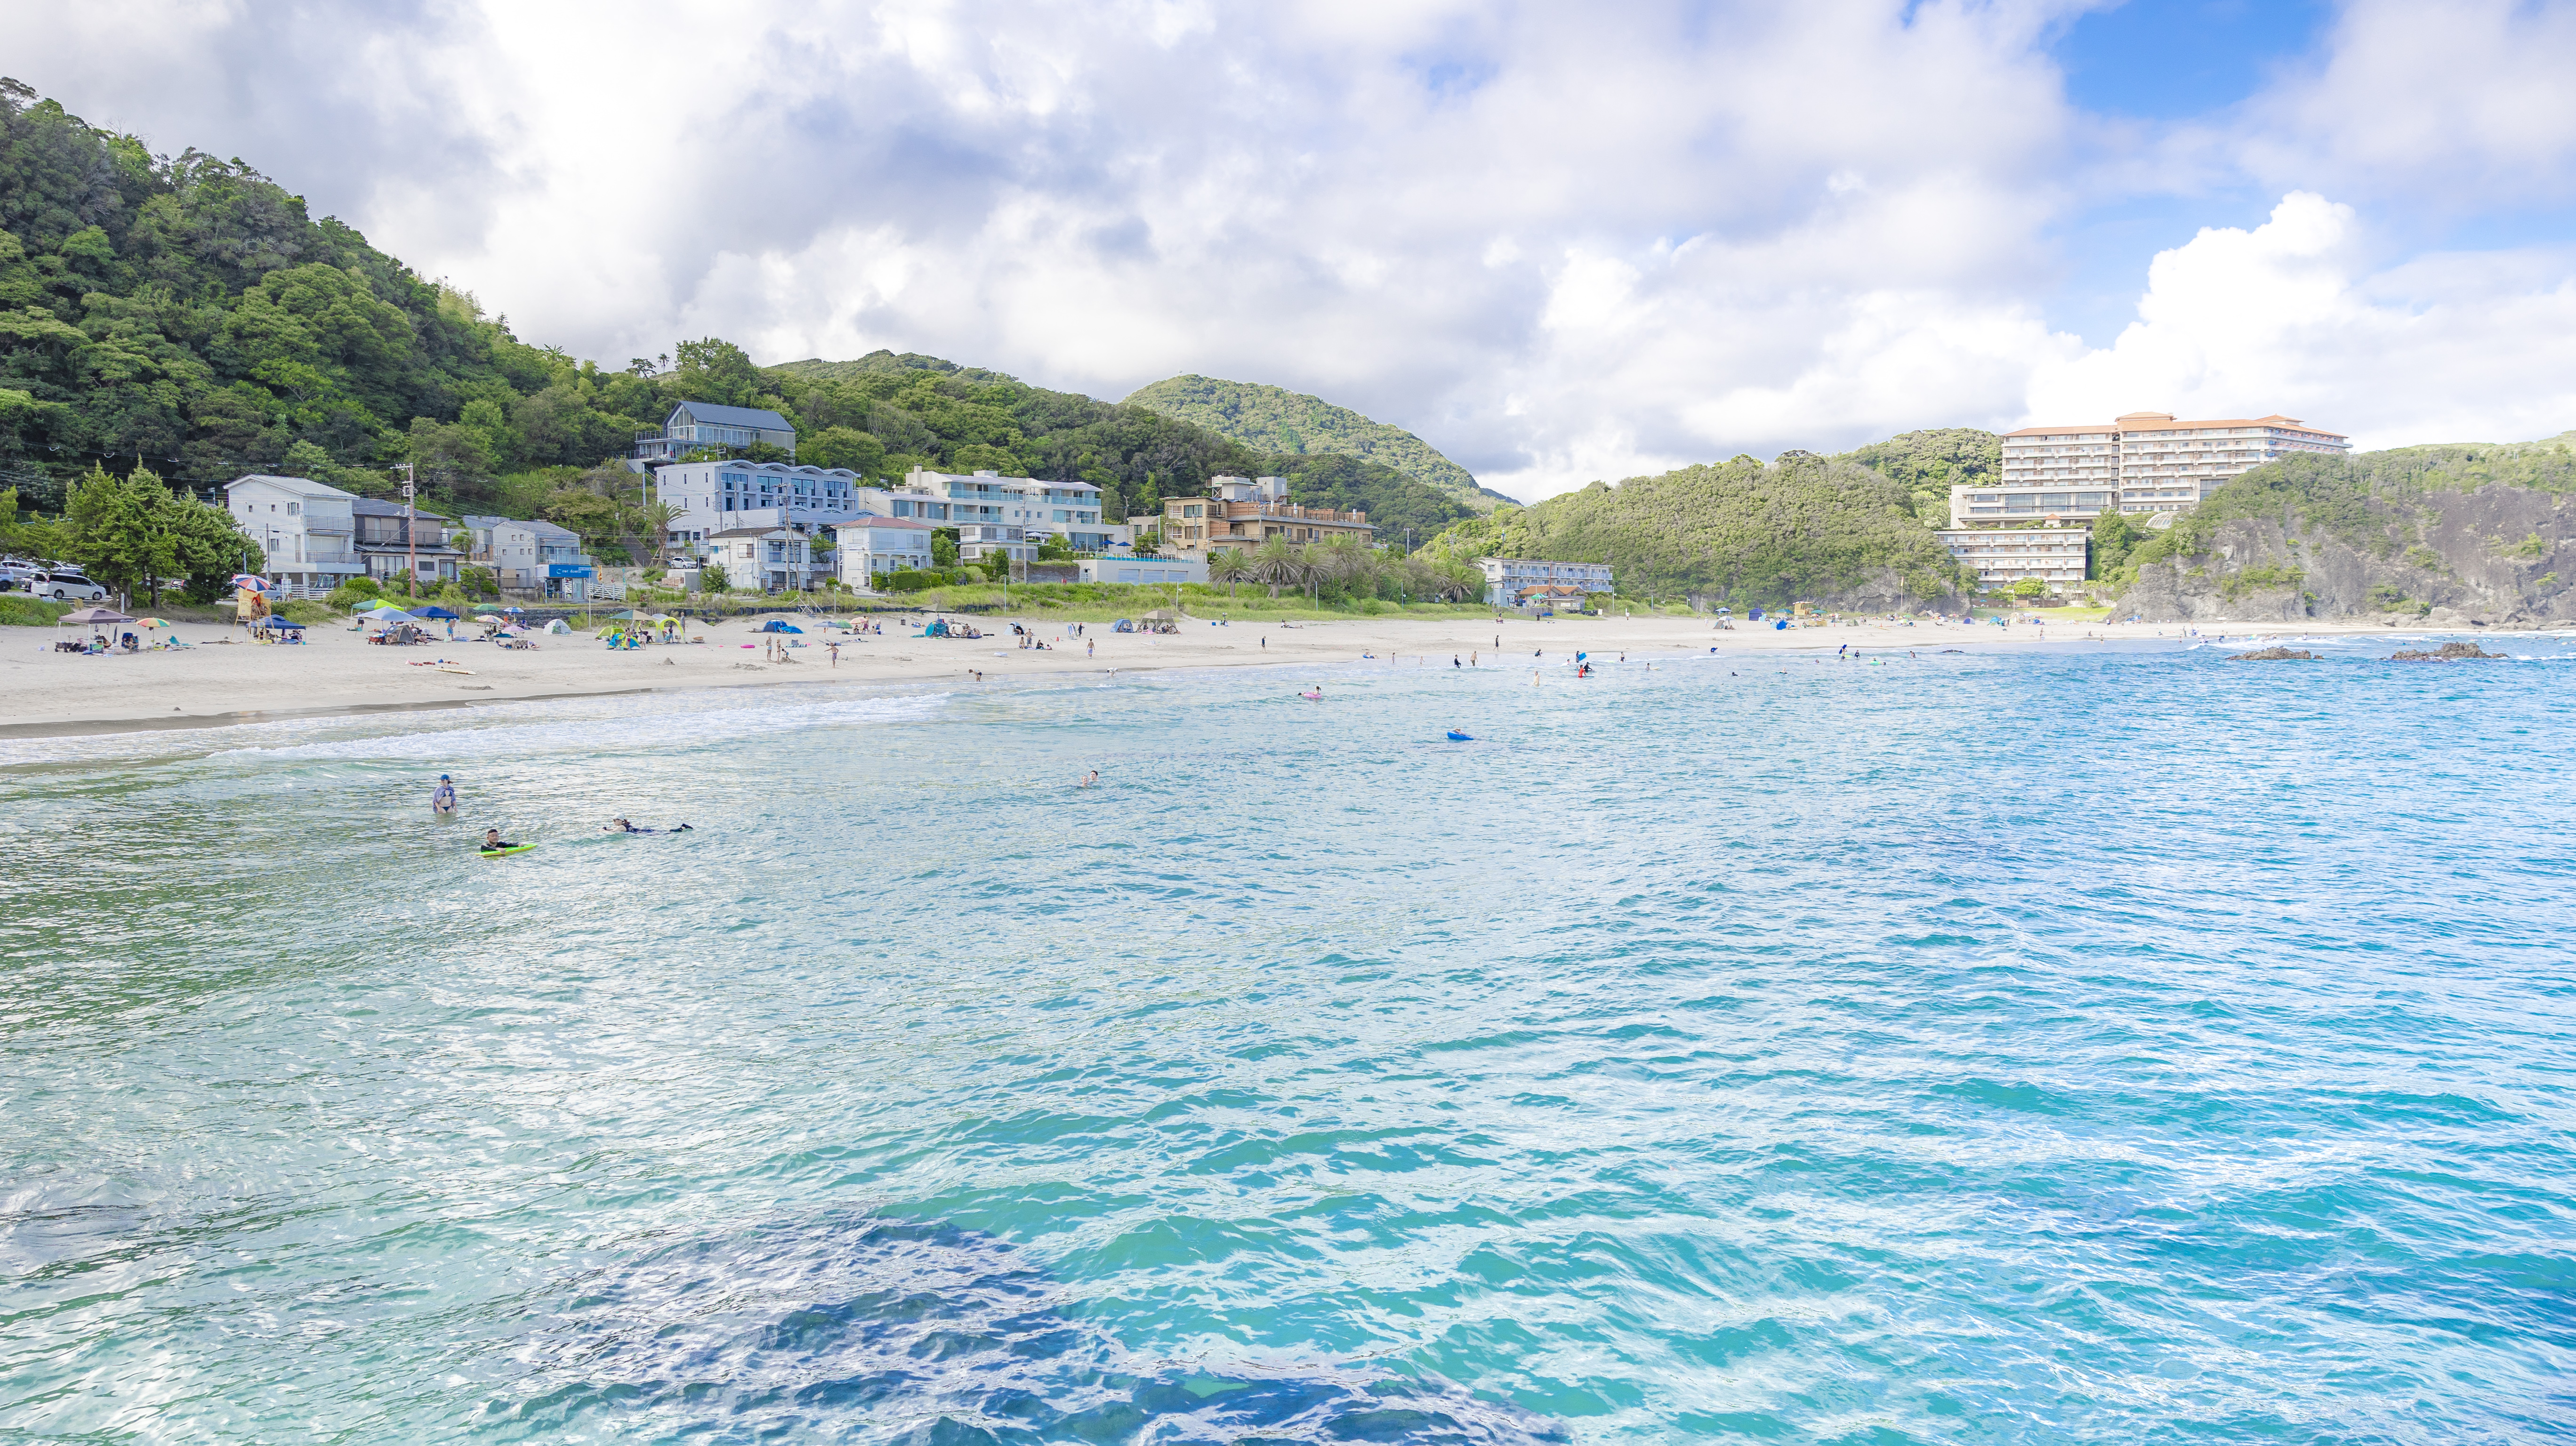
[{"xmin": 480, "ymin": 828, "xmax": 516, "ymax": 852}]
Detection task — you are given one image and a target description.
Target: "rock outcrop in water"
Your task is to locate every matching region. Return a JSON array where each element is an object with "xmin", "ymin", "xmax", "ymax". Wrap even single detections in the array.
[
  {"xmin": 2390, "ymin": 641, "xmax": 2507, "ymax": 661},
  {"xmin": 2227, "ymin": 646, "xmax": 2317, "ymax": 661}
]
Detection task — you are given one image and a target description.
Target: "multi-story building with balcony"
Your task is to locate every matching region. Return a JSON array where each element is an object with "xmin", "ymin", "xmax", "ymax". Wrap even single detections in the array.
[
  {"xmin": 892, "ymin": 468, "xmax": 1120, "ymax": 562},
  {"xmin": 1156, "ymin": 475, "xmax": 1373, "ymax": 560},
  {"xmin": 1477, "ymin": 557, "xmax": 1615, "ymax": 608},
  {"xmin": 224, "ymin": 474, "xmax": 368, "ymax": 596},
  {"xmin": 1952, "ymin": 411, "xmax": 2350, "ymax": 528},
  {"xmin": 352, "ymin": 499, "xmax": 466, "ymax": 586},
  {"xmin": 1936, "ymin": 525, "xmax": 2092, "ymax": 592},
  {"xmin": 632, "ymin": 401, "xmax": 801, "ymax": 465},
  {"xmin": 652, "ymin": 460, "xmax": 868, "ymax": 548}
]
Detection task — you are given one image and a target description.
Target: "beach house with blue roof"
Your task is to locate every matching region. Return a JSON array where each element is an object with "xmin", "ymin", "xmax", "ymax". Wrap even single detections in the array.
[{"xmin": 633, "ymin": 400, "xmax": 801, "ymax": 464}]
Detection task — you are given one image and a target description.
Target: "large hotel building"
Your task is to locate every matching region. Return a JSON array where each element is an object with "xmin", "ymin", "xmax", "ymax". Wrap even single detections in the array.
[{"xmin": 1940, "ymin": 410, "xmax": 2350, "ymax": 591}]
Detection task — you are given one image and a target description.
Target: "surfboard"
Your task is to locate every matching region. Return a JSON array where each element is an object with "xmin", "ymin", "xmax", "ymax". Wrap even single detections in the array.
[{"xmin": 478, "ymin": 844, "xmax": 535, "ymax": 857}]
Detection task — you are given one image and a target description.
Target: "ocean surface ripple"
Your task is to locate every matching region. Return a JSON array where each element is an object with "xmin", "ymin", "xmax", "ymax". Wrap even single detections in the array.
[{"xmin": 3, "ymin": 638, "xmax": 2572, "ymax": 1442}]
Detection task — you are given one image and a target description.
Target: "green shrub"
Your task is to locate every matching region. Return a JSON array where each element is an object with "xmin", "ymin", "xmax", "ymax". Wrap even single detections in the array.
[
  {"xmin": 276, "ymin": 600, "xmax": 337, "ymax": 624},
  {"xmin": 327, "ymin": 577, "xmax": 385, "ymax": 610},
  {"xmin": 0, "ymin": 594, "xmax": 72, "ymax": 627}
]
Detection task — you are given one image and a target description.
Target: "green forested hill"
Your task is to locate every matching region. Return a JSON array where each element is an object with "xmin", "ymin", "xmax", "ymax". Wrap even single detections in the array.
[
  {"xmin": 1834, "ymin": 427, "xmax": 2000, "ymax": 525},
  {"xmin": 1124, "ymin": 373, "xmax": 1512, "ymax": 513},
  {"xmin": 1417, "ymin": 454, "xmax": 1967, "ymax": 605}
]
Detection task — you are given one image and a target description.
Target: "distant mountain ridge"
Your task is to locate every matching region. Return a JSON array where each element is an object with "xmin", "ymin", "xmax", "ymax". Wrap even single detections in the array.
[{"xmin": 1123, "ymin": 375, "xmax": 1512, "ymax": 514}]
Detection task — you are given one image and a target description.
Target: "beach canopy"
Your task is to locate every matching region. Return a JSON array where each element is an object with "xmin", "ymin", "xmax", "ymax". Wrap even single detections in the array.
[
  {"xmin": 1141, "ymin": 608, "xmax": 1181, "ymax": 620},
  {"xmin": 258, "ymin": 616, "xmax": 306, "ymax": 630},
  {"xmin": 412, "ymin": 606, "xmax": 461, "ymax": 619},
  {"xmin": 606, "ymin": 608, "xmax": 644, "ymax": 619},
  {"xmin": 60, "ymin": 606, "xmax": 134, "ymax": 626}
]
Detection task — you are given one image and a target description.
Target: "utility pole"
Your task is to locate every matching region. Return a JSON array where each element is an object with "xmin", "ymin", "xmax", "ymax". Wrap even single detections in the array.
[{"xmin": 396, "ymin": 461, "xmax": 418, "ymax": 601}]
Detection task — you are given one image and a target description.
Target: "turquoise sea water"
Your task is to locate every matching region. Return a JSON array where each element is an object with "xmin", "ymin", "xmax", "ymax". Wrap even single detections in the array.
[{"xmin": 5, "ymin": 635, "xmax": 2574, "ymax": 1443}]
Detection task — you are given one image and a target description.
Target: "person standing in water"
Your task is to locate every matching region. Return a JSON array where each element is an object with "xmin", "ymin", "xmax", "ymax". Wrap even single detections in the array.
[{"xmin": 431, "ymin": 774, "xmax": 458, "ymax": 815}]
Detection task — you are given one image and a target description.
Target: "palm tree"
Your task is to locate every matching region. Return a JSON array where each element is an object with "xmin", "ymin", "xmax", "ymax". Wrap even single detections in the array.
[
  {"xmin": 1208, "ymin": 547, "xmax": 1253, "ymax": 600},
  {"xmin": 1252, "ymin": 535, "xmax": 1299, "ymax": 598}
]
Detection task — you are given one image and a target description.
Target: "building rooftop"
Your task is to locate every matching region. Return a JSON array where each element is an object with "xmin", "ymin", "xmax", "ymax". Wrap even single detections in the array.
[
  {"xmin": 2003, "ymin": 413, "xmax": 2342, "ymax": 438},
  {"xmin": 708, "ymin": 525, "xmax": 798, "ymax": 539},
  {"xmin": 225, "ymin": 473, "xmax": 361, "ymax": 499},
  {"xmin": 670, "ymin": 401, "xmax": 795, "ymax": 431}
]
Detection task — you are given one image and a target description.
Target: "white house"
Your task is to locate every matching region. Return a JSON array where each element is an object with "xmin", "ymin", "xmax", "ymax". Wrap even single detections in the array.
[
  {"xmin": 831, "ymin": 516, "xmax": 936, "ymax": 586},
  {"xmin": 460, "ymin": 514, "xmax": 596, "ymax": 598},
  {"xmin": 707, "ymin": 526, "xmax": 813, "ymax": 593},
  {"xmin": 633, "ymin": 401, "xmax": 801, "ymax": 465},
  {"xmin": 223, "ymin": 474, "xmax": 368, "ymax": 596},
  {"xmin": 1076, "ymin": 556, "xmax": 1207, "ymax": 586}
]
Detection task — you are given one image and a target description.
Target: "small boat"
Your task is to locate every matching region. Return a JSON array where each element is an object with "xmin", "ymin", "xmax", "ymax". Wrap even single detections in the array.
[{"xmin": 1446, "ymin": 730, "xmax": 1473, "ymax": 742}]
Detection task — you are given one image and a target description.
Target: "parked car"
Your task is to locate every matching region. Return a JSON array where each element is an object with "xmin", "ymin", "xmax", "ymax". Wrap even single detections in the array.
[{"xmin": 28, "ymin": 571, "xmax": 107, "ymax": 602}]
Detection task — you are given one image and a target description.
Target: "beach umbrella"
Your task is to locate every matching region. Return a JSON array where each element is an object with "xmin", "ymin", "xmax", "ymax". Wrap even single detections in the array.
[
  {"xmin": 473, "ymin": 613, "xmax": 503, "ymax": 624},
  {"xmin": 60, "ymin": 606, "xmax": 135, "ymax": 627},
  {"xmin": 134, "ymin": 617, "xmax": 171, "ymax": 628}
]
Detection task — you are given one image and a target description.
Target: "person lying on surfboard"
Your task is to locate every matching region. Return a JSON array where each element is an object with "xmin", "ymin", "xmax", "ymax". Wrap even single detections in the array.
[
  {"xmin": 480, "ymin": 828, "xmax": 519, "ymax": 853},
  {"xmin": 603, "ymin": 818, "xmax": 693, "ymax": 834}
]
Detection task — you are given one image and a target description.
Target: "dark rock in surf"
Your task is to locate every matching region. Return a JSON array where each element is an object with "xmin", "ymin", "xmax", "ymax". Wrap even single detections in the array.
[
  {"xmin": 2389, "ymin": 641, "xmax": 2506, "ymax": 661},
  {"xmin": 2226, "ymin": 646, "xmax": 2316, "ymax": 661}
]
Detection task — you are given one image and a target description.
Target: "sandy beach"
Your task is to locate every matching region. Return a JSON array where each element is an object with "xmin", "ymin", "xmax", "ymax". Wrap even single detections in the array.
[{"xmin": 0, "ymin": 610, "xmax": 2536, "ymax": 738}]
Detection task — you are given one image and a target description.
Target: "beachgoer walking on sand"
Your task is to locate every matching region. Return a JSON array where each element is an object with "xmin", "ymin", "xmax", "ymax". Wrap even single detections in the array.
[
  {"xmin": 827, "ymin": 641, "xmax": 840, "ymax": 667},
  {"xmin": 1087, "ymin": 638, "xmax": 1095, "ymax": 657},
  {"xmin": 431, "ymin": 774, "xmax": 457, "ymax": 815}
]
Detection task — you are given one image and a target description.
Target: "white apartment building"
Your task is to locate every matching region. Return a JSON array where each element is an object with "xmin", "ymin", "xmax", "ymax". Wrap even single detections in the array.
[
  {"xmin": 894, "ymin": 468, "xmax": 1121, "ymax": 562},
  {"xmin": 1477, "ymin": 557, "xmax": 1615, "ymax": 608},
  {"xmin": 224, "ymin": 474, "xmax": 368, "ymax": 596},
  {"xmin": 653, "ymin": 459, "xmax": 868, "ymax": 546},
  {"xmin": 1937, "ymin": 526, "xmax": 2091, "ymax": 592},
  {"xmin": 831, "ymin": 515, "xmax": 936, "ymax": 585},
  {"xmin": 1954, "ymin": 411, "xmax": 2351, "ymax": 527},
  {"xmin": 707, "ymin": 527, "xmax": 815, "ymax": 593}
]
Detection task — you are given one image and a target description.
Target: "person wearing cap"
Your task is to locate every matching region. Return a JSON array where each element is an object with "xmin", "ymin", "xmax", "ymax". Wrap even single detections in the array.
[{"xmin": 431, "ymin": 775, "xmax": 458, "ymax": 815}]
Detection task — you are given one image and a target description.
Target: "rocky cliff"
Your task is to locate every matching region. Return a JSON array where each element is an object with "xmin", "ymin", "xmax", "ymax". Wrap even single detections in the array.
[{"xmin": 2107, "ymin": 441, "xmax": 2576, "ymax": 628}]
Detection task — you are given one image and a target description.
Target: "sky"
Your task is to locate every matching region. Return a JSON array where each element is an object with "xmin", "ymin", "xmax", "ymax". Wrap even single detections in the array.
[{"xmin": 17, "ymin": 0, "xmax": 2576, "ymax": 501}]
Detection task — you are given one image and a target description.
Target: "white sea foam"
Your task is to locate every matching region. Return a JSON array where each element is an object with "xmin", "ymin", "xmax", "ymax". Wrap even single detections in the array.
[{"xmin": 206, "ymin": 690, "xmax": 952, "ymax": 763}]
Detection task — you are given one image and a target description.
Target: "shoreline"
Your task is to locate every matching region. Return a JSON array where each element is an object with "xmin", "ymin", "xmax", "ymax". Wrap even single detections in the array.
[{"xmin": 5, "ymin": 614, "xmax": 2562, "ymax": 739}]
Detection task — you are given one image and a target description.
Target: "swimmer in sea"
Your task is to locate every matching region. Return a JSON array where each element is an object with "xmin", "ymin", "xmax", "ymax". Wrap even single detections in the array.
[
  {"xmin": 480, "ymin": 828, "xmax": 516, "ymax": 852},
  {"xmin": 431, "ymin": 774, "xmax": 457, "ymax": 815}
]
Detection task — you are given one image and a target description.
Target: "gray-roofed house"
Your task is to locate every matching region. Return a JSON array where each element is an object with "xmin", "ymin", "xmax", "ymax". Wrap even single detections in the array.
[{"xmin": 634, "ymin": 400, "xmax": 800, "ymax": 464}]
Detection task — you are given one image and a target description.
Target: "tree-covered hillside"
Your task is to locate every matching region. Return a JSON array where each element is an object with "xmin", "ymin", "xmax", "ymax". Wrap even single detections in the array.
[
  {"xmin": 1833, "ymin": 427, "xmax": 2000, "ymax": 526},
  {"xmin": 2098, "ymin": 434, "xmax": 2576, "ymax": 613},
  {"xmin": 760, "ymin": 353, "xmax": 1478, "ymax": 540},
  {"xmin": 1125, "ymin": 373, "xmax": 1513, "ymax": 513},
  {"xmin": 1417, "ymin": 454, "xmax": 1967, "ymax": 606},
  {"xmin": 0, "ymin": 77, "xmax": 1478, "ymax": 552}
]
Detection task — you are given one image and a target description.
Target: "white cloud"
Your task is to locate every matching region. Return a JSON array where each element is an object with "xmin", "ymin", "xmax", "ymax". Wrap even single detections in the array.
[
  {"xmin": 2240, "ymin": 0, "xmax": 2576, "ymax": 209},
  {"xmin": 2025, "ymin": 192, "xmax": 2576, "ymax": 449},
  {"xmin": 13, "ymin": 0, "xmax": 2576, "ymax": 501}
]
